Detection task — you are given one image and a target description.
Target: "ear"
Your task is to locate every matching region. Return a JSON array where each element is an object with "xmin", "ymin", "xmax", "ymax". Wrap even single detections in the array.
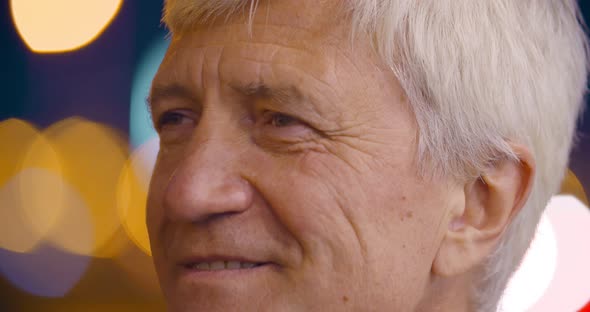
[{"xmin": 432, "ymin": 143, "xmax": 535, "ymax": 277}]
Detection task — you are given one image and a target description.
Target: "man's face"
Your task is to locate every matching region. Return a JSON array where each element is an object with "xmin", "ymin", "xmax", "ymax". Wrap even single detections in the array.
[{"xmin": 147, "ymin": 2, "xmax": 460, "ymax": 311}]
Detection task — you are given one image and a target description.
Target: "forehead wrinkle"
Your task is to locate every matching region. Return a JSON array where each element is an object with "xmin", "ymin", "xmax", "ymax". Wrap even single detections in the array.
[
  {"xmin": 214, "ymin": 41, "xmax": 320, "ymax": 68},
  {"xmin": 184, "ymin": 21, "xmax": 347, "ymax": 54},
  {"xmin": 230, "ymin": 81, "xmax": 305, "ymax": 109},
  {"xmin": 270, "ymin": 63, "xmax": 339, "ymax": 104},
  {"xmin": 216, "ymin": 49, "xmax": 338, "ymax": 118},
  {"xmin": 216, "ymin": 54, "xmax": 335, "ymax": 94},
  {"xmin": 180, "ymin": 0, "xmax": 348, "ymax": 38},
  {"xmin": 227, "ymin": 72, "xmax": 343, "ymax": 132},
  {"xmin": 154, "ymin": 43, "xmax": 206, "ymax": 98}
]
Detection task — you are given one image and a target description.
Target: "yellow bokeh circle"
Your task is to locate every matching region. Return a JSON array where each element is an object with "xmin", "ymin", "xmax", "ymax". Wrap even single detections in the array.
[
  {"xmin": 117, "ymin": 138, "xmax": 159, "ymax": 256},
  {"xmin": 37, "ymin": 117, "xmax": 128, "ymax": 257},
  {"xmin": 10, "ymin": 0, "xmax": 122, "ymax": 53},
  {"xmin": 0, "ymin": 119, "xmax": 65, "ymax": 253}
]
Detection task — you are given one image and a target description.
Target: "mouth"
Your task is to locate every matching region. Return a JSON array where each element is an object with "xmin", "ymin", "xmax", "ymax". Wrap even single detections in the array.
[
  {"xmin": 173, "ymin": 258, "xmax": 277, "ymax": 292},
  {"xmin": 182, "ymin": 260, "xmax": 268, "ymax": 271},
  {"xmin": 173, "ymin": 255, "xmax": 280, "ymax": 288}
]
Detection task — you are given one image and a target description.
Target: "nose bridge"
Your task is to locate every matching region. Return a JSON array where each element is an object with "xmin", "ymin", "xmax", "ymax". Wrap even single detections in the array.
[{"xmin": 163, "ymin": 118, "xmax": 253, "ymax": 223}]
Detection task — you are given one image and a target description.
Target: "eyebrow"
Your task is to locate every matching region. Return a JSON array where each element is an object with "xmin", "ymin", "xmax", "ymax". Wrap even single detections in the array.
[
  {"xmin": 146, "ymin": 83, "xmax": 197, "ymax": 112},
  {"xmin": 146, "ymin": 82, "xmax": 311, "ymax": 118},
  {"xmin": 233, "ymin": 82, "xmax": 306, "ymax": 107}
]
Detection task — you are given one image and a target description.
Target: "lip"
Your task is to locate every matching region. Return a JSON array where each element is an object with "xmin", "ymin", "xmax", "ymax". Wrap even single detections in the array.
[
  {"xmin": 178, "ymin": 261, "xmax": 275, "ymax": 274},
  {"xmin": 178, "ymin": 254, "xmax": 270, "ymax": 268},
  {"xmin": 176, "ymin": 254, "xmax": 277, "ymax": 275},
  {"xmin": 175, "ymin": 258, "xmax": 278, "ymax": 284}
]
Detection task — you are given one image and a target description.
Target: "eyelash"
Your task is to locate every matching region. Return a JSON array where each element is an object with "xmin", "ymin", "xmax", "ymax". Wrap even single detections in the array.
[
  {"xmin": 262, "ymin": 111, "xmax": 301, "ymax": 128},
  {"xmin": 156, "ymin": 110, "xmax": 194, "ymax": 130}
]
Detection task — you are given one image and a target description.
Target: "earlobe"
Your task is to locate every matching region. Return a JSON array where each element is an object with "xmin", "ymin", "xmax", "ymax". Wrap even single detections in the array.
[{"xmin": 432, "ymin": 144, "xmax": 535, "ymax": 277}]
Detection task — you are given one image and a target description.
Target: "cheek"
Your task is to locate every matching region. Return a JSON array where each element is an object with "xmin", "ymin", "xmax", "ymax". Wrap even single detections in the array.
[
  {"xmin": 287, "ymin": 152, "xmax": 446, "ymax": 304},
  {"xmin": 252, "ymin": 151, "xmax": 367, "ymax": 266},
  {"xmin": 284, "ymin": 153, "xmax": 356, "ymax": 225},
  {"xmin": 305, "ymin": 150, "xmax": 446, "ymax": 275},
  {"xmin": 367, "ymin": 189, "xmax": 451, "ymax": 292}
]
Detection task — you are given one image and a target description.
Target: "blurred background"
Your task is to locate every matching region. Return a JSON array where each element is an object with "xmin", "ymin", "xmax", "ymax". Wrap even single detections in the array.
[{"xmin": 0, "ymin": 1, "xmax": 590, "ymax": 311}]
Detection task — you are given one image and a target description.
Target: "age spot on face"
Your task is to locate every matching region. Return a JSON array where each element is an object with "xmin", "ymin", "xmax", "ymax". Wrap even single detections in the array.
[{"xmin": 399, "ymin": 210, "xmax": 414, "ymax": 222}]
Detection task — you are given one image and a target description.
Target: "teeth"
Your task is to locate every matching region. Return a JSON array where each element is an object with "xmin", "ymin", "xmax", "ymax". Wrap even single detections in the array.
[
  {"xmin": 189, "ymin": 261, "xmax": 261, "ymax": 270},
  {"xmin": 210, "ymin": 261, "xmax": 225, "ymax": 270},
  {"xmin": 240, "ymin": 262, "xmax": 257, "ymax": 269},
  {"xmin": 226, "ymin": 261, "xmax": 241, "ymax": 269},
  {"xmin": 196, "ymin": 262, "xmax": 210, "ymax": 270}
]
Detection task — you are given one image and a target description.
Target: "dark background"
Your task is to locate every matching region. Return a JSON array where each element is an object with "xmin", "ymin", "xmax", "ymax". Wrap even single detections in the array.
[{"xmin": 1, "ymin": 1, "xmax": 167, "ymax": 311}]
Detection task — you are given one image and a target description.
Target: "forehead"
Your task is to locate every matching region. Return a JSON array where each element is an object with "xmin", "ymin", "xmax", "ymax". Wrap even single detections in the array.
[
  {"xmin": 166, "ymin": 0, "xmax": 349, "ymax": 37},
  {"xmin": 154, "ymin": 33, "xmax": 326, "ymax": 116},
  {"xmin": 153, "ymin": 0, "xmax": 409, "ymax": 127},
  {"xmin": 153, "ymin": 3, "xmax": 385, "ymax": 103},
  {"xmin": 163, "ymin": 0, "xmax": 359, "ymax": 67},
  {"xmin": 164, "ymin": 0, "xmax": 356, "ymax": 62}
]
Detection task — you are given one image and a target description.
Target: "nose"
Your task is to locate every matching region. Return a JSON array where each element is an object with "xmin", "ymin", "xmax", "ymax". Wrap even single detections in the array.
[{"xmin": 163, "ymin": 138, "xmax": 254, "ymax": 223}]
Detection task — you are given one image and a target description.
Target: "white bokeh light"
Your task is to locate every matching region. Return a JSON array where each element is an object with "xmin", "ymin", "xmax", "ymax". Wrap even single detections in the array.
[
  {"xmin": 499, "ymin": 195, "xmax": 590, "ymax": 312},
  {"xmin": 498, "ymin": 213, "xmax": 558, "ymax": 312}
]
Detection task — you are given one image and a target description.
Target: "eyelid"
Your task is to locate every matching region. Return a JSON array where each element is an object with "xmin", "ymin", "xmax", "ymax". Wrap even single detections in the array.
[
  {"xmin": 155, "ymin": 109, "xmax": 197, "ymax": 131},
  {"xmin": 255, "ymin": 110, "xmax": 326, "ymax": 145},
  {"xmin": 261, "ymin": 110, "xmax": 302, "ymax": 127},
  {"xmin": 254, "ymin": 98, "xmax": 331, "ymax": 133}
]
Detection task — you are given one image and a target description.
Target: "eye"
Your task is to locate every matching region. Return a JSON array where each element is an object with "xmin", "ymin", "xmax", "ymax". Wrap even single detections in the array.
[
  {"xmin": 255, "ymin": 110, "xmax": 318, "ymax": 146},
  {"xmin": 156, "ymin": 110, "xmax": 195, "ymax": 130},
  {"xmin": 264, "ymin": 111, "xmax": 301, "ymax": 128}
]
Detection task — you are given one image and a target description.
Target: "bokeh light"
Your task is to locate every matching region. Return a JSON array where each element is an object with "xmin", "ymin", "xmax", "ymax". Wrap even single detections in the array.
[
  {"xmin": 0, "ymin": 119, "xmax": 65, "ymax": 253},
  {"xmin": 0, "ymin": 119, "xmax": 41, "ymax": 253},
  {"xmin": 38, "ymin": 171, "xmax": 96, "ymax": 261},
  {"xmin": 130, "ymin": 36, "xmax": 169, "ymax": 148},
  {"xmin": 10, "ymin": 0, "xmax": 123, "ymax": 53},
  {"xmin": 117, "ymin": 137, "xmax": 159, "ymax": 255},
  {"xmin": 498, "ymin": 213, "xmax": 558, "ymax": 312},
  {"xmin": 0, "ymin": 169, "xmax": 92, "ymax": 298},
  {"xmin": 0, "ymin": 168, "xmax": 72, "ymax": 254},
  {"xmin": 529, "ymin": 195, "xmax": 590, "ymax": 311},
  {"xmin": 39, "ymin": 118, "xmax": 127, "ymax": 257},
  {"xmin": 0, "ymin": 243, "xmax": 91, "ymax": 298},
  {"xmin": 560, "ymin": 169, "xmax": 589, "ymax": 206},
  {"xmin": 0, "ymin": 119, "xmax": 38, "ymax": 185},
  {"xmin": 499, "ymin": 194, "xmax": 590, "ymax": 311},
  {"xmin": 498, "ymin": 168, "xmax": 590, "ymax": 312}
]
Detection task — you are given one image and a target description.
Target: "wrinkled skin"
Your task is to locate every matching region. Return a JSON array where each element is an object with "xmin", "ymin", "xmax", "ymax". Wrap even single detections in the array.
[{"xmin": 146, "ymin": 1, "xmax": 464, "ymax": 311}]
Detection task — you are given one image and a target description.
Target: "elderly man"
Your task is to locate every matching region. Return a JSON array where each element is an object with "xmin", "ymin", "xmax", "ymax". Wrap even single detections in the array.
[{"xmin": 145, "ymin": 0, "xmax": 589, "ymax": 311}]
